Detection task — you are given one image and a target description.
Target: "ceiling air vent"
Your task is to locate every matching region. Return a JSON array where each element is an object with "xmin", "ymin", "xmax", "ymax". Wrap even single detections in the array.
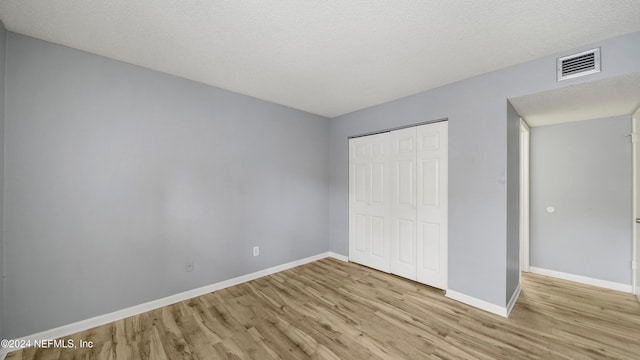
[{"xmin": 557, "ymin": 48, "xmax": 600, "ymax": 81}]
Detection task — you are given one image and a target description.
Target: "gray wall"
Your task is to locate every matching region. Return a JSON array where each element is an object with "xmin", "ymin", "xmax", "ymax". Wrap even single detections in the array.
[
  {"xmin": 329, "ymin": 31, "xmax": 640, "ymax": 308},
  {"xmin": 530, "ymin": 116, "xmax": 632, "ymax": 284},
  {"xmin": 506, "ymin": 101, "xmax": 520, "ymax": 303},
  {"xmin": 0, "ymin": 20, "xmax": 6, "ymax": 341},
  {"xmin": 4, "ymin": 33, "xmax": 330, "ymax": 338}
]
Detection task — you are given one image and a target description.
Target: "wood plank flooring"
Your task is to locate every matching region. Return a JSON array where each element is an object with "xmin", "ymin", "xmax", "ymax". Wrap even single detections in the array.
[{"xmin": 6, "ymin": 258, "xmax": 640, "ymax": 359}]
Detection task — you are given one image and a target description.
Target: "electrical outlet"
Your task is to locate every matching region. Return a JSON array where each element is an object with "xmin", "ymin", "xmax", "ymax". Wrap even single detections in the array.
[
  {"xmin": 253, "ymin": 246, "xmax": 259, "ymax": 257},
  {"xmin": 186, "ymin": 261, "xmax": 194, "ymax": 272}
]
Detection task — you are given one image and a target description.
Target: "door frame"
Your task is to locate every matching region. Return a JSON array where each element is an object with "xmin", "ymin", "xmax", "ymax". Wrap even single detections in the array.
[
  {"xmin": 520, "ymin": 118, "xmax": 530, "ymax": 274},
  {"xmin": 633, "ymin": 107, "xmax": 639, "ymax": 299}
]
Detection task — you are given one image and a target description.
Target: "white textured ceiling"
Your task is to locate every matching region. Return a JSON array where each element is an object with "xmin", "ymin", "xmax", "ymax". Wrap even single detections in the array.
[
  {"xmin": 1, "ymin": 1, "xmax": 639, "ymax": 117},
  {"xmin": 510, "ymin": 73, "xmax": 640, "ymax": 127}
]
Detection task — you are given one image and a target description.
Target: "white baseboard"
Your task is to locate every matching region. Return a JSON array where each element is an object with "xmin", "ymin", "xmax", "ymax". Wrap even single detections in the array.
[
  {"xmin": 529, "ymin": 267, "xmax": 632, "ymax": 293},
  {"xmin": 327, "ymin": 251, "xmax": 348, "ymax": 262},
  {"xmin": 0, "ymin": 251, "xmax": 340, "ymax": 359},
  {"xmin": 445, "ymin": 290, "xmax": 510, "ymax": 318},
  {"xmin": 506, "ymin": 284, "xmax": 521, "ymax": 316}
]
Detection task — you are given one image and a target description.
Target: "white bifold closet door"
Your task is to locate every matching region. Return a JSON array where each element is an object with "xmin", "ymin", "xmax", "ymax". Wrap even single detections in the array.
[
  {"xmin": 415, "ymin": 122, "xmax": 448, "ymax": 289},
  {"xmin": 389, "ymin": 127, "xmax": 418, "ymax": 280},
  {"xmin": 349, "ymin": 121, "xmax": 448, "ymax": 289},
  {"xmin": 348, "ymin": 132, "xmax": 390, "ymax": 273}
]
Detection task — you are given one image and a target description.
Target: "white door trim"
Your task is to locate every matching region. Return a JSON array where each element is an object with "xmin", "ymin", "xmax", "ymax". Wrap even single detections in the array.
[
  {"xmin": 520, "ymin": 118, "xmax": 530, "ymax": 273},
  {"xmin": 632, "ymin": 106, "xmax": 640, "ymax": 300}
]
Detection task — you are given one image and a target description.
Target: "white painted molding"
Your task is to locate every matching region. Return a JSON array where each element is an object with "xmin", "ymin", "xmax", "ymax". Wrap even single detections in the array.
[
  {"xmin": 327, "ymin": 252, "xmax": 348, "ymax": 262},
  {"xmin": 529, "ymin": 267, "xmax": 632, "ymax": 293},
  {"xmin": 445, "ymin": 290, "xmax": 509, "ymax": 318},
  {"xmin": 506, "ymin": 284, "xmax": 521, "ymax": 317},
  {"xmin": 519, "ymin": 118, "xmax": 531, "ymax": 274},
  {"xmin": 0, "ymin": 251, "xmax": 339, "ymax": 359}
]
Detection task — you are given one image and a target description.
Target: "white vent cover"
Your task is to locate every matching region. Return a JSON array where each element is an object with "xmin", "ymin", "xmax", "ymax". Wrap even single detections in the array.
[{"xmin": 557, "ymin": 48, "xmax": 601, "ymax": 81}]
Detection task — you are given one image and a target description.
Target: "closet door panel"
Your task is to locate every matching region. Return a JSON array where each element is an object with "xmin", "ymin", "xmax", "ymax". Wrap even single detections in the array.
[
  {"xmin": 397, "ymin": 218, "xmax": 415, "ymax": 264},
  {"xmin": 349, "ymin": 133, "xmax": 390, "ymax": 272},
  {"xmin": 390, "ymin": 127, "xmax": 417, "ymax": 280},
  {"xmin": 417, "ymin": 122, "xmax": 448, "ymax": 289},
  {"xmin": 371, "ymin": 215, "xmax": 386, "ymax": 257}
]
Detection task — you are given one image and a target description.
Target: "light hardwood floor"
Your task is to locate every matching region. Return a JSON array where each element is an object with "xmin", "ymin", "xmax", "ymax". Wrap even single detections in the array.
[{"xmin": 6, "ymin": 258, "xmax": 640, "ymax": 359}]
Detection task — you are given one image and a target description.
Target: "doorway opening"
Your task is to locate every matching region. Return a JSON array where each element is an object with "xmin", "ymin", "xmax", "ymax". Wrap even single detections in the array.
[{"xmin": 511, "ymin": 73, "xmax": 640, "ymax": 294}]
